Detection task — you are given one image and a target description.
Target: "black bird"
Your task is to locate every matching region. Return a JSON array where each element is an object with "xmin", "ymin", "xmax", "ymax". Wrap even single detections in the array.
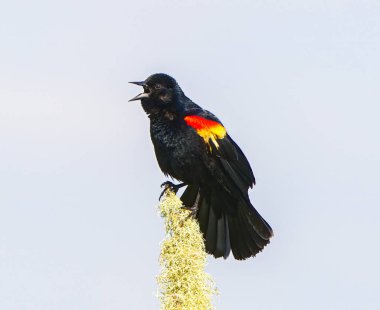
[{"xmin": 130, "ymin": 73, "xmax": 273, "ymax": 260}]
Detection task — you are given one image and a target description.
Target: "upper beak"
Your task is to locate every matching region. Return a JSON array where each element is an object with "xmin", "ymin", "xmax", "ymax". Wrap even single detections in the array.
[
  {"xmin": 129, "ymin": 81, "xmax": 146, "ymax": 86},
  {"xmin": 129, "ymin": 81, "xmax": 149, "ymax": 102}
]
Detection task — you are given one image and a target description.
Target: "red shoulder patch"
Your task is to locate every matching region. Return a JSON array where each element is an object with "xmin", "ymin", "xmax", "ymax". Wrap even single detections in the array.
[
  {"xmin": 184, "ymin": 115, "xmax": 220, "ymax": 130},
  {"xmin": 184, "ymin": 115, "xmax": 227, "ymax": 149}
]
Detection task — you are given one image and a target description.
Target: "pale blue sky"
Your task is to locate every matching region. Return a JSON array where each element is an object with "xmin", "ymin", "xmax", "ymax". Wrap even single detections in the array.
[{"xmin": 1, "ymin": 0, "xmax": 379, "ymax": 309}]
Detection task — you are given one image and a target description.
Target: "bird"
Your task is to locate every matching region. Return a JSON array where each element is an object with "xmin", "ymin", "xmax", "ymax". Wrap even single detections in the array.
[{"xmin": 129, "ymin": 73, "xmax": 273, "ymax": 260}]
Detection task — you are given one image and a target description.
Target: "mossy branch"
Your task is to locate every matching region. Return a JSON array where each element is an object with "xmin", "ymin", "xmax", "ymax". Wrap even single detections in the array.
[{"xmin": 157, "ymin": 190, "xmax": 218, "ymax": 310}]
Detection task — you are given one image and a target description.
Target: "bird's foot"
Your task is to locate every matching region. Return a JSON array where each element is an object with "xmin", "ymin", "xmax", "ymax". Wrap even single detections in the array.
[
  {"xmin": 159, "ymin": 181, "xmax": 186, "ymax": 200},
  {"xmin": 182, "ymin": 202, "xmax": 199, "ymax": 219}
]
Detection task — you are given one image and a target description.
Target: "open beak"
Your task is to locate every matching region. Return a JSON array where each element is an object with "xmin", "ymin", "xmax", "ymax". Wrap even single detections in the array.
[{"xmin": 129, "ymin": 81, "xmax": 149, "ymax": 102}]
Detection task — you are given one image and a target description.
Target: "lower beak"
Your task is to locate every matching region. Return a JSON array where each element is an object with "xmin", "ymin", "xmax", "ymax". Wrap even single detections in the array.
[{"xmin": 129, "ymin": 92, "xmax": 150, "ymax": 102}]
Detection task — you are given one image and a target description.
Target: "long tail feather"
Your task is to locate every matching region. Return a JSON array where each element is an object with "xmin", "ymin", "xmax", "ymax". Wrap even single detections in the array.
[{"xmin": 181, "ymin": 185, "xmax": 272, "ymax": 260}]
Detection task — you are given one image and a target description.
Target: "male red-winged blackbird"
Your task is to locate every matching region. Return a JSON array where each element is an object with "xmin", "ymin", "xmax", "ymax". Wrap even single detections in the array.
[{"xmin": 130, "ymin": 73, "xmax": 273, "ymax": 260}]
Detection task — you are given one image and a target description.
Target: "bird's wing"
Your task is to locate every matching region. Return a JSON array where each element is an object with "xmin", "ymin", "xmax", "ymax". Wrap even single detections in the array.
[{"xmin": 184, "ymin": 110, "xmax": 256, "ymax": 192}]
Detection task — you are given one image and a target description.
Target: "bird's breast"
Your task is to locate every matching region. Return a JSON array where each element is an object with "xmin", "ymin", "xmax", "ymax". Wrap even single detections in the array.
[{"xmin": 149, "ymin": 116, "xmax": 205, "ymax": 182}]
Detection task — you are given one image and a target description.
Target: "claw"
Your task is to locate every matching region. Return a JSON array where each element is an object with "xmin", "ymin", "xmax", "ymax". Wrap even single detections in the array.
[{"xmin": 159, "ymin": 181, "xmax": 186, "ymax": 200}]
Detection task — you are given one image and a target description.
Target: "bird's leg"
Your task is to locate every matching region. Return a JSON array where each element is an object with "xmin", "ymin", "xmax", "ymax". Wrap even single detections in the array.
[
  {"xmin": 183, "ymin": 202, "xmax": 199, "ymax": 219},
  {"xmin": 159, "ymin": 181, "xmax": 186, "ymax": 200},
  {"xmin": 182, "ymin": 194, "xmax": 200, "ymax": 219}
]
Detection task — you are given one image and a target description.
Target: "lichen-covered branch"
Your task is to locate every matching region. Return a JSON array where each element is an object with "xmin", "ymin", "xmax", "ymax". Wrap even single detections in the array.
[{"xmin": 157, "ymin": 190, "xmax": 217, "ymax": 310}]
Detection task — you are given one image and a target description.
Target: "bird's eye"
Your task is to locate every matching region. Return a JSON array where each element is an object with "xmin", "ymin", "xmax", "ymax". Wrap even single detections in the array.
[{"xmin": 154, "ymin": 84, "xmax": 162, "ymax": 90}]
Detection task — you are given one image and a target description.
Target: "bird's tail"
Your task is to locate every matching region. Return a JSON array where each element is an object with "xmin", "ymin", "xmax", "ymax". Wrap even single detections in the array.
[{"xmin": 181, "ymin": 185, "xmax": 273, "ymax": 260}]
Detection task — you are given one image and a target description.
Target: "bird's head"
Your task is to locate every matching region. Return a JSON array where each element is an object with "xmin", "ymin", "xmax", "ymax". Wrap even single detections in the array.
[{"xmin": 129, "ymin": 73, "xmax": 185, "ymax": 115}]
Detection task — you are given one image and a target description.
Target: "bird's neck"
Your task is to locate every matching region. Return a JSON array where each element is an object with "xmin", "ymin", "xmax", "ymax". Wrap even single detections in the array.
[{"xmin": 142, "ymin": 98, "xmax": 186, "ymax": 120}]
